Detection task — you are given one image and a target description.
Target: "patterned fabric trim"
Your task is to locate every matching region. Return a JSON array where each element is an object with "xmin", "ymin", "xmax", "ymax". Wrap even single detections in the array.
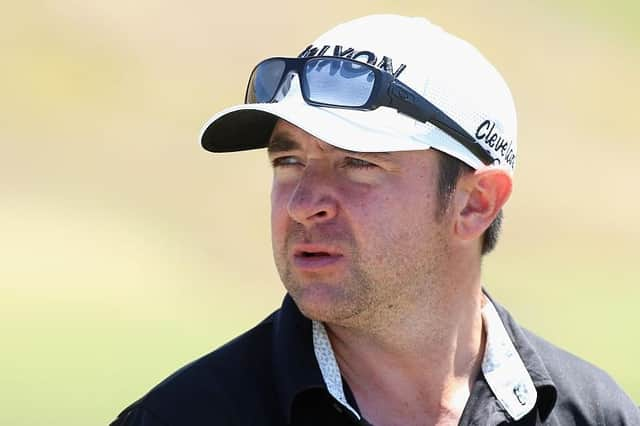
[
  {"xmin": 481, "ymin": 298, "xmax": 537, "ymax": 420},
  {"xmin": 312, "ymin": 321, "xmax": 361, "ymax": 419}
]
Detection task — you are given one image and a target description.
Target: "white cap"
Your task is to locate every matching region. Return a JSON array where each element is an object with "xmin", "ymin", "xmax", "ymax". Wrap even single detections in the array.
[{"xmin": 200, "ymin": 14, "xmax": 517, "ymax": 172}]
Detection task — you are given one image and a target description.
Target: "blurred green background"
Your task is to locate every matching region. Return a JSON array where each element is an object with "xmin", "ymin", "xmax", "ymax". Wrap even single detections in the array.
[{"xmin": 1, "ymin": 1, "xmax": 638, "ymax": 424}]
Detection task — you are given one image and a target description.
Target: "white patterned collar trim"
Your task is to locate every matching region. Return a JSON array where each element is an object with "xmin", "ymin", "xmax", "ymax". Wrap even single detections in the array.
[
  {"xmin": 481, "ymin": 298, "xmax": 537, "ymax": 420},
  {"xmin": 312, "ymin": 320, "xmax": 361, "ymax": 419},
  {"xmin": 311, "ymin": 297, "xmax": 536, "ymax": 421}
]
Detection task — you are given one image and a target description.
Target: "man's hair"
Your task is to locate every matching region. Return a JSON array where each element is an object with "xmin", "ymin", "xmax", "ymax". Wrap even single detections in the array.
[{"xmin": 435, "ymin": 152, "xmax": 503, "ymax": 255}]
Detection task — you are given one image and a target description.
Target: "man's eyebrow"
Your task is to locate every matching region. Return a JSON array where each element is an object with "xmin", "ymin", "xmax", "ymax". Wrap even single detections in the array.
[{"xmin": 267, "ymin": 137, "xmax": 301, "ymax": 154}]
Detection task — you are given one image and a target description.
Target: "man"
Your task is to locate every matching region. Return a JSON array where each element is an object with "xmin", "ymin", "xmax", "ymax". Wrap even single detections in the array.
[{"xmin": 112, "ymin": 15, "xmax": 639, "ymax": 425}]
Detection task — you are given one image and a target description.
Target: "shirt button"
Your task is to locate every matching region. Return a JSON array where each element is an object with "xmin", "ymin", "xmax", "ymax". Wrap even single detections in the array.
[{"xmin": 513, "ymin": 383, "xmax": 528, "ymax": 405}]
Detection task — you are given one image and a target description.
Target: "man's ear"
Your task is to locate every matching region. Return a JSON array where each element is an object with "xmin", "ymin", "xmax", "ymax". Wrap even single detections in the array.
[{"xmin": 452, "ymin": 168, "xmax": 512, "ymax": 242}]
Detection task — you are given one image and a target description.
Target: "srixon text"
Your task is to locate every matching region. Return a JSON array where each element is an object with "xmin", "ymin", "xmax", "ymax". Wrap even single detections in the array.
[{"xmin": 298, "ymin": 44, "xmax": 407, "ymax": 77}]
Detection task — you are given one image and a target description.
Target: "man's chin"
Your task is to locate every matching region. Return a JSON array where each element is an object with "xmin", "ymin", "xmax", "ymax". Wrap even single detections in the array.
[{"xmin": 288, "ymin": 284, "xmax": 356, "ymax": 323}]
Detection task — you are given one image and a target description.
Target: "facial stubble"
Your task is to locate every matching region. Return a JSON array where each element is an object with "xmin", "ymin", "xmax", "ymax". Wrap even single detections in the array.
[{"xmin": 273, "ymin": 214, "xmax": 451, "ymax": 331}]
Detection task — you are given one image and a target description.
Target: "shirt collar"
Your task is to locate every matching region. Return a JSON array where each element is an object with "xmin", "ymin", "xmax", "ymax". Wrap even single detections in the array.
[
  {"xmin": 310, "ymin": 292, "xmax": 558, "ymax": 422},
  {"xmin": 312, "ymin": 320, "xmax": 361, "ymax": 419},
  {"xmin": 272, "ymin": 292, "xmax": 558, "ymax": 424},
  {"xmin": 486, "ymin": 293, "xmax": 558, "ymax": 421},
  {"xmin": 480, "ymin": 296, "xmax": 537, "ymax": 420}
]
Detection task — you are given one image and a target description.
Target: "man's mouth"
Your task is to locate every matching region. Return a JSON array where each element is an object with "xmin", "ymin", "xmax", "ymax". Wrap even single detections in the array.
[
  {"xmin": 299, "ymin": 251, "xmax": 331, "ymax": 257},
  {"xmin": 292, "ymin": 245, "xmax": 344, "ymax": 271}
]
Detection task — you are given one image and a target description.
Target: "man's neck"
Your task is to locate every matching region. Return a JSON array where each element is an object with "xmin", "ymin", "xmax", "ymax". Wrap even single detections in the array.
[{"xmin": 324, "ymin": 283, "xmax": 485, "ymax": 426}]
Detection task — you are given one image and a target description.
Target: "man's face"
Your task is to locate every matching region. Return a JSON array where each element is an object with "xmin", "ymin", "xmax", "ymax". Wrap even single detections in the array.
[{"xmin": 269, "ymin": 120, "xmax": 453, "ymax": 326}]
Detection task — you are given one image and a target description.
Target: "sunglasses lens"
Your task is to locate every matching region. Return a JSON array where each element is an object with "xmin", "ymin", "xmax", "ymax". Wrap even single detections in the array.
[
  {"xmin": 303, "ymin": 58, "xmax": 375, "ymax": 107},
  {"xmin": 247, "ymin": 59, "xmax": 286, "ymax": 103}
]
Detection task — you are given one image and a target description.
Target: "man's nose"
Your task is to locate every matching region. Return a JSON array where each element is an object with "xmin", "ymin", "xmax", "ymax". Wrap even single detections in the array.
[{"xmin": 286, "ymin": 166, "xmax": 338, "ymax": 227}]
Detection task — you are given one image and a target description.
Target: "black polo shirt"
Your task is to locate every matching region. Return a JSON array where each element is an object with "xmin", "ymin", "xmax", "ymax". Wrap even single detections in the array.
[{"xmin": 111, "ymin": 294, "xmax": 639, "ymax": 425}]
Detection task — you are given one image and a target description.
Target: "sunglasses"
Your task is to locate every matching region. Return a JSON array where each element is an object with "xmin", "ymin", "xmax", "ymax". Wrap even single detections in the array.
[{"xmin": 245, "ymin": 56, "xmax": 493, "ymax": 165}]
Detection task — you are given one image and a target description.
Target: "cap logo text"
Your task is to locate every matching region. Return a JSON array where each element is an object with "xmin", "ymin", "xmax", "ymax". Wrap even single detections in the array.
[
  {"xmin": 475, "ymin": 120, "xmax": 516, "ymax": 167},
  {"xmin": 298, "ymin": 44, "xmax": 407, "ymax": 78}
]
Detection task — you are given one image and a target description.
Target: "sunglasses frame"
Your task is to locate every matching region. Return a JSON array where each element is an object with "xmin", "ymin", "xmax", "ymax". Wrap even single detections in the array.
[{"xmin": 245, "ymin": 56, "xmax": 494, "ymax": 165}]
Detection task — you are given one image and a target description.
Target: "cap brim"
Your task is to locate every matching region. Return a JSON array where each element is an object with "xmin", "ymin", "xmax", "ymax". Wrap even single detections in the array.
[
  {"xmin": 201, "ymin": 107, "xmax": 277, "ymax": 153},
  {"xmin": 201, "ymin": 99, "xmax": 438, "ymax": 153},
  {"xmin": 200, "ymin": 99, "xmax": 486, "ymax": 170}
]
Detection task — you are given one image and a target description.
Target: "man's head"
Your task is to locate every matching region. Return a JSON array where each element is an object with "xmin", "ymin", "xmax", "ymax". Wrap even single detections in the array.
[
  {"xmin": 266, "ymin": 119, "xmax": 510, "ymax": 326},
  {"xmin": 200, "ymin": 14, "xmax": 516, "ymax": 323}
]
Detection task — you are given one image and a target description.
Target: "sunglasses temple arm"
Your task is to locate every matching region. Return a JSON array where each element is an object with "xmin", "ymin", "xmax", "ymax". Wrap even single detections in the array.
[{"xmin": 388, "ymin": 81, "xmax": 493, "ymax": 165}]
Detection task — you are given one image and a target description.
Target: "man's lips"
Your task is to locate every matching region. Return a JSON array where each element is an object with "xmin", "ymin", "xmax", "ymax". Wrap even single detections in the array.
[
  {"xmin": 292, "ymin": 244, "xmax": 343, "ymax": 257},
  {"xmin": 291, "ymin": 244, "xmax": 345, "ymax": 271}
]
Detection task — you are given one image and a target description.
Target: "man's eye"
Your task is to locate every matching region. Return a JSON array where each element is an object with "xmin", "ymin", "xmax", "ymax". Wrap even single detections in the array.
[
  {"xmin": 344, "ymin": 157, "xmax": 377, "ymax": 169},
  {"xmin": 271, "ymin": 156, "xmax": 302, "ymax": 168}
]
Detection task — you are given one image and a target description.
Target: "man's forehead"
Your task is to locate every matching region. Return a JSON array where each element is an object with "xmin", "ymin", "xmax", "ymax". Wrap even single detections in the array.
[{"xmin": 268, "ymin": 120, "xmax": 392, "ymax": 159}]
